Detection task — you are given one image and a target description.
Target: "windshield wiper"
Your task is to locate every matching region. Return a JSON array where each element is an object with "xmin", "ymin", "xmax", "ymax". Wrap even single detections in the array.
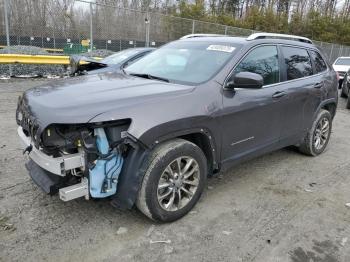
[{"xmin": 129, "ymin": 73, "xmax": 169, "ymax": 83}]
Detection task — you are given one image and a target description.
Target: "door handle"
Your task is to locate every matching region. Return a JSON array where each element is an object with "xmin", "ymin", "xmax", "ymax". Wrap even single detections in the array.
[
  {"xmin": 272, "ymin": 91, "xmax": 286, "ymax": 98},
  {"xmin": 314, "ymin": 82, "xmax": 323, "ymax": 88}
]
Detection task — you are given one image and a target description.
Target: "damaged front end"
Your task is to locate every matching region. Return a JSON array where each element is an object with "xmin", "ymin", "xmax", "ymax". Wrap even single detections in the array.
[
  {"xmin": 17, "ymin": 96, "xmax": 134, "ymax": 202},
  {"xmin": 69, "ymin": 55, "xmax": 108, "ymax": 76}
]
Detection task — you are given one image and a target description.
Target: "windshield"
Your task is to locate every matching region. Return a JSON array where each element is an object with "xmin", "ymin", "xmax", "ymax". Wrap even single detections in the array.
[
  {"xmin": 334, "ymin": 58, "xmax": 350, "ymax": 65},
  {"xmin": 125, "ymin": 41, "xmax": 241, "ymax": 84},
  {"xmin": 101, "ymin": 49, "xmax": 141, "ymax": 64}
]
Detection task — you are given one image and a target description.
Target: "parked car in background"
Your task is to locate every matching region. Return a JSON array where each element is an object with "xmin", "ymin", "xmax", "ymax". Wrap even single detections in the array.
[
  {"xmin": 70, "ymin": 47, "xmax": 155, "ymax": 76},
  {"xmin": 332, "ymin": 57, "xmax": 350, "ymax": 87},
  {"xmin": 17, "ymin": 33, "xmax": 338, "ymax": 222},
  {"xmin": 340, "ymin": 69, "xmax": 350, "ymax": 98},
  {"xmin": 341, "ymin": 70, "xmax": 350, "ymax": 108}
]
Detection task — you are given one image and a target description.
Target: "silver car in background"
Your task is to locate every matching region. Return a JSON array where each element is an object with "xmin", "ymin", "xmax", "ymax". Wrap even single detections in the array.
[{"xmin": 332, "ymin": 57, "xmax": 350, "ymax": 87}]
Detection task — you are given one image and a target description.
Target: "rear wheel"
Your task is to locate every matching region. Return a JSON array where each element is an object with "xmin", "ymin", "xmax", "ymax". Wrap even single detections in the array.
[
  {"xmin": 299, "ymin": 110, "xmax": 332, "ymax": 156},
  {"xmin": 136, "ymin": 139, "xmax": 207, "ymax": 222}
]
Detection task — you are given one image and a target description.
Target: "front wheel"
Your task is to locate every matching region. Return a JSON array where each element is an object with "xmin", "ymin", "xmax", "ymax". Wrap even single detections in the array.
[
  {"xmin": 136, "ymin": 139, "xmax": 207, "ymax": 222},
  {"xmin": 299, "ymin": 110, "xmax": 332, "ymax": 156}
]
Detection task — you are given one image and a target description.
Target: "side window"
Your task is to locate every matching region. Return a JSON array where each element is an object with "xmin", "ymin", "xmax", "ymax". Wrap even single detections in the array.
[
  {"xmin": 281, "ymin": 46, "xmax": 313, "ymax": 80},
  {"xmin": 309, "ymin": 50, "xmax": 327, "ymax": 73},
  {"xmin": 234, "ymin": 45, "xmax": 279, "ymax": 86}
]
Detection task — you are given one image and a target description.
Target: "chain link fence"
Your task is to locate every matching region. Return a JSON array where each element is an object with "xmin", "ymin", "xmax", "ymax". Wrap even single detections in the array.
[{"xmin": 1, "ymin": 0, "xmax": 350, "ymax": 76}]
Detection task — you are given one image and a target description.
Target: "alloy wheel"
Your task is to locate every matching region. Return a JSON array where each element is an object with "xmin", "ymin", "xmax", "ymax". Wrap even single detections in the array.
[
  {"xmin": 157, "ymin": 156, "xmax": 200, "ymax": 211},
  {"xmin": 313, "ymin": 117, "xmax": 330, "ymax": 150}
]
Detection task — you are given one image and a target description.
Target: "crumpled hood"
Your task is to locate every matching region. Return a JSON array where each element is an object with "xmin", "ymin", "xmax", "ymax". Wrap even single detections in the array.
[{"xmin": 22, "ymin": 72, "xmax": 195, "ymax": 129}]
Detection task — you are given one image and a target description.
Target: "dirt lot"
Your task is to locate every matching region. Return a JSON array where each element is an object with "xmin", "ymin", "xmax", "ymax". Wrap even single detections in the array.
[{"xmin": 0, "ymin": 79, "xmax": 350, "ymax": 262}]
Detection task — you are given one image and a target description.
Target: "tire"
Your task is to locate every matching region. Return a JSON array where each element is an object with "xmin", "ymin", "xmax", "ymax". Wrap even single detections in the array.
[
  {"xmin": 346, "ymin": 95, "xmax": 350, "ymax": 109},
  {"xmin": 340, "ymin": 82, "xmax": 348, "ymax": 98},
  {"xmin": 338, "ymin": 79, "xmax": 344, "ymax": 89},
  {"xmin": 299, "ymin": 109, "xmax": 332, "ymax": 156},
  {"xmin": 136, "ymin": 139, "xmax": 207, "ymax": 222}
]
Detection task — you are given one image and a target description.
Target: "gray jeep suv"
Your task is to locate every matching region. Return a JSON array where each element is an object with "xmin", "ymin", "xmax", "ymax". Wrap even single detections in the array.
[{"xmin": 16, "ymin": 33, "xmax": 338, "ymax": 222}]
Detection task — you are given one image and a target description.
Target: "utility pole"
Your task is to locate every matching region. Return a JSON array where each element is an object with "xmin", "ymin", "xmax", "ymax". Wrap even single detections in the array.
[
  {"xmin": 90, "ymin": 2, "xmax": 93, "ymax": 51},
  {"xmin": 4, "ymin": 0, "xmax": 12, "ymax": 76},
  {"xmin": 145, "ymin": 0, "xmax": 151, "ymax": 47},
  {"xmin": 145, "ymin": 6, "xmax": 150, "ymax": 47},
  {"xmin": 4, "ymin": 0, "xmax": 10, "ymax": 47}
]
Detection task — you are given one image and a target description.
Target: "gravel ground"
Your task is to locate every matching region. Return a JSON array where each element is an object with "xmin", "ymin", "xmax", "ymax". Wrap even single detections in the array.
[
  {"xmin": 81, "ymin": 49, "xmax": 115, "ymax": 58},
  {"xmin": 0, "ymin": 79, "xmax": 350, "ymax": 262}
]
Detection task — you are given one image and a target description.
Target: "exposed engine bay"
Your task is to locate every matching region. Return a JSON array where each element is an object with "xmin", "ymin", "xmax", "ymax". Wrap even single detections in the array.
[{"xmin": 18, "ymin": 111, "xmax": 132, "ymax": 201}]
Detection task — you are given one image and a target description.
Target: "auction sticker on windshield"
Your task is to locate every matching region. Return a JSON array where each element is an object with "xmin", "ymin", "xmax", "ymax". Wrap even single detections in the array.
[{"xmin": 207, "ymin": 45, "xmax": 236, "ymax": 53}]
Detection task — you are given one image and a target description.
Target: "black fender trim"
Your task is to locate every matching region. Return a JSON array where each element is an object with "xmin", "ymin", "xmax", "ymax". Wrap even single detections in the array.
[
  {"xmin": 110, "ymin": 142, "xmax": 150, "ymax": 210},
  {"xmin": 141, "ymin": 127, "xmax": 219, "ymax": 171},
  {"xmin": 314, "ymin": 98, "xmax": 338, "ymax": 119}
]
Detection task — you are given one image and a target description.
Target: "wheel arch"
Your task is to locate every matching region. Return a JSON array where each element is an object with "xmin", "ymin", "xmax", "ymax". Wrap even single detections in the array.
[
  {"xmin": 178, "ymin": 132, "xmax": 218, "ymax": 175},
  {"xmin": 111, "ymin": 127, "xmax": 219, "ymax": 210},
  {"xmin": 147, "ymin": 128, "xmax": 219, "ymax": 174},
  {"xmin": 312, "ymin": 98, "xmax": 337, "ymax": 121},
  {"xmin": 320, "ymin": 99, "xmax": 337, "ymax": 119}
]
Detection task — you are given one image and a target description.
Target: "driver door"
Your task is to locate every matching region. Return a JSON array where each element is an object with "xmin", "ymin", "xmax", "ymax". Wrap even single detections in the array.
[{"xmin": 221, "ymin": 45, "xmax": 284, "ymax": 164}]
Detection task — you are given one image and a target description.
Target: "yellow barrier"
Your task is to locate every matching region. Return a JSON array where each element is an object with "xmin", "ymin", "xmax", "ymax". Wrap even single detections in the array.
[
  {"xmin": 0, "ymin": 54, "xmax": 102, "ymax": 65},
  {"xmin": 0, "ymin": 54, "xmax": 69, "ymax": 65}
]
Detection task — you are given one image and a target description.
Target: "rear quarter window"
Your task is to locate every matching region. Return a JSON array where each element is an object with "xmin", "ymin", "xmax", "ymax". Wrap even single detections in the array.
[
  {"xmin": 281, "ymin": 46, "xmax": 313, "ymax": 80},
  {"xmin": 310, "ymin": 50, "xmax": 327, "ymax": 73}
]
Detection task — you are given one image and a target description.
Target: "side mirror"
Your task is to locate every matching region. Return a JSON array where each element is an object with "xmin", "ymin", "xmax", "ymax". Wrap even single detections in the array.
[{"xmin": 225, "ymin": 72, "xmax": 264, "ymax": 89}]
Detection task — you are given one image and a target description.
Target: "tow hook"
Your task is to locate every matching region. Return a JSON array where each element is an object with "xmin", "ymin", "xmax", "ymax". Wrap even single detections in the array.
[{"xmin": 23, "ymin": 145, "xmax": 33, "ymax": 155}]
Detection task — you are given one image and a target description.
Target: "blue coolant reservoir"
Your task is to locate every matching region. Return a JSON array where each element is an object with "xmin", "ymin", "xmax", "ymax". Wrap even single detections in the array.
[{"xmin": 89, "ymin": 128, "xmax": 123, "ymax": 198}]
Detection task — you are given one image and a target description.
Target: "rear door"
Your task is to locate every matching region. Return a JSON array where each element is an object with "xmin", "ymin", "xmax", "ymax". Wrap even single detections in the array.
[{"xmin": 276, "ymin": 45, "xmax": 324, "ymax": 144}]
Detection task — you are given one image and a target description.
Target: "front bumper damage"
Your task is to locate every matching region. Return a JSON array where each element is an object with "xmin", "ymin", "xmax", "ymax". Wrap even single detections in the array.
[
  {"xmin": 18, "ymin": 126, "xmax": 89, "ymax": 201},
  {"xmin": 18, "ymin": 123, "xmax": 149, "ymax": 209},
  {"xmin": 18, "ymin": 127, "xmax": 85, "ymax": 176}
]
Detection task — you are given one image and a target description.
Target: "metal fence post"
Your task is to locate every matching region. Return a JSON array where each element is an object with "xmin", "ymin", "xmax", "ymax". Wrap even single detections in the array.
[
  {"xmin": 192, "ymin": 20, "xmax": 195, "ymax": 34},
  {"xmin": 4, "ymin": 0, "xmax": 12, "ymax": 76},
  {"xmin": 89, "ymin": 3, "xmax": 93, "ymax": 51},
  {"xmin": 4, "ymin": 0, "xmax": 10, "ymax": 47},
  {"xmin": 224, "ymin": 26, "xmax": 228, "ymax": 35},
  {"xmin": 338, "ymin": 45, "xmax": 343, "ymax": 58},
  {"xmin": 329, "ymin": 44, "xmax": 334, "ymax": 63},
  {"xmin": 145, "ymin": 12, "xmax": 150, "ymax": 47}
]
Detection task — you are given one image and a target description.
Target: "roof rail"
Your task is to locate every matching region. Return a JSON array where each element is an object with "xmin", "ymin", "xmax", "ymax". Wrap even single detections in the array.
[
  {"xmin": 247, "ymin": 33, "xmax": 313, "ymax": 44},
  {"xmin": 180, "ymin": 34, "xmax": 227, "ymax": 39}
]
